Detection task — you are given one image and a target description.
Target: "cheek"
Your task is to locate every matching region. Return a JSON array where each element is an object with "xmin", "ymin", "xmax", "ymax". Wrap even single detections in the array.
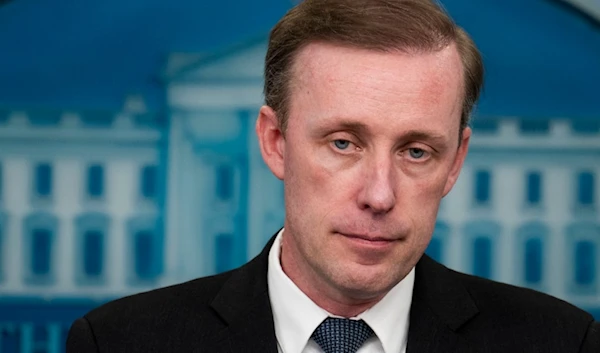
[
  {"xmin": 288, "ymin": 144, "xmax": 357, "ymax": 198},
  {"xmin": 284, "ymin": 146, "xmax": 334, "ymax": 215},
  {"xmin": 403, "ymin": 166, "xmax": 448, "ymax": 201},
  {"xmin": 399, "ymin": 171, "xmax": 447, "ymax": 230}
]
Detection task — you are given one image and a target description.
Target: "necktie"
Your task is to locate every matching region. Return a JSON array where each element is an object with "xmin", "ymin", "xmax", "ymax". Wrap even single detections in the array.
[{"xmin": 311, "ymin": 317, "xmax": 375, "ymax": 353}]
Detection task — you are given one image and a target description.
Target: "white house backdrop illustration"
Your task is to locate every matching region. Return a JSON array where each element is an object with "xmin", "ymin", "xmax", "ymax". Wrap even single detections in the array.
[{"xmin": 0, "ymin": 0, "xmax": 599, "ymax": 352}]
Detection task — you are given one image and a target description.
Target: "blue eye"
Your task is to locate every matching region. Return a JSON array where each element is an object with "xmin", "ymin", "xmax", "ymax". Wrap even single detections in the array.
[
  {"xmin": 409, "ymin": 148, "xmax": 425, "ymax": 159},
  {"xmin": 334, "ymin": 140, "xmax": 351, "ymax": 150}
]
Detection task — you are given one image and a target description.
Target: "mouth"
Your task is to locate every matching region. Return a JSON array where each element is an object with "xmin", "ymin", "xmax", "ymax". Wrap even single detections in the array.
[{"xmin": 336, "ymin": 232, "xmax": 399, "ymax": 248}]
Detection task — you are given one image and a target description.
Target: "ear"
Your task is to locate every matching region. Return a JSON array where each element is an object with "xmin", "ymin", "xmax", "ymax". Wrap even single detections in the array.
[
  {"xmin": 256, "ymin": 105, "xmax": 285, "ymax": 180},
  {"xmin": 442, "ymin": 127, "xmax": 471, "ymax": 197}
]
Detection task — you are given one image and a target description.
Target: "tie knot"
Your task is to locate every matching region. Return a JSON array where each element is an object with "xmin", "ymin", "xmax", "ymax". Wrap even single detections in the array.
[{"xmin": 311, "ymin": 317, "xmax": 375, "ymax": 353}]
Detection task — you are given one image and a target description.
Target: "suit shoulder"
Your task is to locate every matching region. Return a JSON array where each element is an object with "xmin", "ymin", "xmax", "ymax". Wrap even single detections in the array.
[
  {"xmin": 86, "ymin": 270, "xmax": 233, "ymax": 324},
  {"xmin": 84, "ymin": 272, "xmax": 237, "ymax": 337},
  {"xmin": 451, "ymin": 269, "xmax": 594, "ymax": 329},
  {"xmin": 416, "ymin": 256, "xmax": 598, "ymax": 351},
  {"xmin": 69, "ymin": 270, "xmax": 238, "ymax": 351},
  {"xmin": 430, "ymin": 268, "xmax": 600, "ymax": 352}
]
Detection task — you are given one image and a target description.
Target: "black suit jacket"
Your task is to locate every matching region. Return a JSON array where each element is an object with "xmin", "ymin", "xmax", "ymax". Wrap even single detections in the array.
[{"xmin": 67, "ymin": 235, "xmax": 600, "ymax": 352}]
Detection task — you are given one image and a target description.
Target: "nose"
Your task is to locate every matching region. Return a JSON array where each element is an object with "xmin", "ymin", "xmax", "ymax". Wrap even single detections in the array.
[{"xmin": 357, "ymin": 156, "xmax": 396, "ymax": 214}]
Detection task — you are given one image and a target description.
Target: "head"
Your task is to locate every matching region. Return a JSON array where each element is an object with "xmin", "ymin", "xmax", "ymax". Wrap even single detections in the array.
[
  {"xmin": 257, "ymin": 0, "xmax": 483, "ymax": 316},
  {"xmin": 264, "ymin": 0, "xmax": 483, "ymax": 139}
]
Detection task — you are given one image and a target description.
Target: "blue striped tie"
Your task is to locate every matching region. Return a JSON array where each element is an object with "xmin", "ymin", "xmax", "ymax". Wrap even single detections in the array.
[{"xmin": 311, "ymin": 317, "xmax": 375, "ymax": 353}]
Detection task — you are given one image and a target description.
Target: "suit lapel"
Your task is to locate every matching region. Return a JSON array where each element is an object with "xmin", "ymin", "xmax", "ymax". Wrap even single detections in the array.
[
  {"xmin": 407, "ymin": 255, "xmax": 479, "ymax": 353},
  {"xmin": 207, "ymin": 236, "xmax": 480, "ymax": 353},
  {"xmin": 209, "ymin": 234, "xmax": 279, "ymax": 353}
]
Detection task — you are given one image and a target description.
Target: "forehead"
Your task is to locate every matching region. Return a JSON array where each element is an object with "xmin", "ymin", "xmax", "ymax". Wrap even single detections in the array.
[
  {"xmin": 291, "ymin": 41, "xmax": 463, "ymax": 94},
  {"xmin": 287, "ymin": 42, "xmax": 464, "ymax": 131}
]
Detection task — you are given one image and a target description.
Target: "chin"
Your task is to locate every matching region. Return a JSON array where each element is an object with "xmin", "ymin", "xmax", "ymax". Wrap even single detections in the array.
[
  {"xmin": 337, "ymin": 280, "xmax": 393, "ymax": 302},
  {"xmin": 334, "ymin": 264, "xmax": 403, "ymax": 299}
]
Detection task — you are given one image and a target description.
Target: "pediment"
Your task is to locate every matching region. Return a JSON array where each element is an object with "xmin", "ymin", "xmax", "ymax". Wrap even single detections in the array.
[
  {"xmin": 561, "ymin": 0, "xmax": 600, "ymax": 22},
  {"xmin": 168, "ymin": 38, "xmax": 267, "ymax": 82}
]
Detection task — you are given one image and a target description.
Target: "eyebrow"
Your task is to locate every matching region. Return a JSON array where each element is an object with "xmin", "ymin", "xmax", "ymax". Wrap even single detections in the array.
[
  {"xmin": 331, "ymin": 120, "xmax": 371, "ymax": 135},
  {"xmin": 311, "ymin": 119, "xmax": 370, "ymax": 138},
  {"xmin": 401, "ymin": 130, "xmax": 448, "ymax": 144},
  {"xmin": 317, "ymin": 118, "xmax": 448, "ymax": 145}
]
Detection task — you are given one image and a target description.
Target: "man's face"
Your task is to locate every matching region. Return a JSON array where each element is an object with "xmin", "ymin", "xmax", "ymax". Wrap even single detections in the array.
[{"xmin": 257, "ymin": 42, "xmax": 470, "ymax": 309}]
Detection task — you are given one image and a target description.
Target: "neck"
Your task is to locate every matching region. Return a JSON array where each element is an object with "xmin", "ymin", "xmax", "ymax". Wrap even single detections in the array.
[{"xmin": 279, "ymin": 237, "xmax": 384, "ymax": 318}]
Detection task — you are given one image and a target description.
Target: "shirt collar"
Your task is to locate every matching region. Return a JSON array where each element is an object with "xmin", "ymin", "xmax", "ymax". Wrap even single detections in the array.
[
  {"xmin": 358, "ymin": 265, "xmax": 414, "ymax": 353},
  {"xmin": 267, "ymin": 229, "xmax": 415, "ymax": 353},
  {"xmin": 268, "ymin": 229, "xmax": 329, "ymax": 353}
]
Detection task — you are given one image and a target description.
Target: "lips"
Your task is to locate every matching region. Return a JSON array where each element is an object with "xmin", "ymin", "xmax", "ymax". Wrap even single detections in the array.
[{"xmin": 337, "ymin": 232, "xmax": 398, "ymax": 243}]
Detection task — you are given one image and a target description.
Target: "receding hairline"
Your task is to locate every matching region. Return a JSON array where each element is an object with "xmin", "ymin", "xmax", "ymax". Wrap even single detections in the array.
[
  {"xmin": 284, "ymin": 40, "xmax": 467, "ymax": 125},
  {"xmin": 263, "ymin": 0, "xmax": 484, "ymax": 137}
]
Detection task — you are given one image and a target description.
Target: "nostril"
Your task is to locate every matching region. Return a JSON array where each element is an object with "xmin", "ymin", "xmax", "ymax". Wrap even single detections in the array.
[{"xmin": 358, "ymin": 188, "xmax": 396, "ymax": 214}]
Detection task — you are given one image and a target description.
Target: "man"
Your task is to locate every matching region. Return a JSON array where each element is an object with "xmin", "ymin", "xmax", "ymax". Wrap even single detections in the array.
[{"xmin": 67, "ymin": 0, "xmax": 599, "ymax": 352}]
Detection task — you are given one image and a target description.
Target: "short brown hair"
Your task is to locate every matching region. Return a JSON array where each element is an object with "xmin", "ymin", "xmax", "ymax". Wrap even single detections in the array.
[{"xmin": 264, "ymin": 0, "xmax": 483, "ymax": 134}]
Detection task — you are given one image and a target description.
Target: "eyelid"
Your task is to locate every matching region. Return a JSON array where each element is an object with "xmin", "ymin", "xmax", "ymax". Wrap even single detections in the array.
[
  {"xmin": 329, "ymin": 130, "xmax": 360, "ymax": 141},
  {"xmin": 331, "ymin": 138, "xmax": 357, "ymax": 151},
  {"xmin": 402, "ymin": 146, "xmax": 432, "ymax": 161},
  {"xmin": 330, "ymin": 132, "xmax": 362, "ymax": 146},
  {"xmin": 403, "ymin": 142, "xmax": 434, "ymax": 153},
  {"xmin": 329, "ymin": 133, "xmax": 362, "ymax": 154}
]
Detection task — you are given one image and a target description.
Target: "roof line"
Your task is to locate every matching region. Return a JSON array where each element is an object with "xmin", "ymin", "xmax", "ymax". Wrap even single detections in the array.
[
  {"xmin": 166, "ymin": 33, "xmax": 269, "ymax": 81},
  {"xmin": 549, "ymin": 0, "xmax": 600, "ymax": 29}
]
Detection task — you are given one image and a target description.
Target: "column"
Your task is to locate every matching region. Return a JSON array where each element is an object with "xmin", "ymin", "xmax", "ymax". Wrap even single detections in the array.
[
  {"xmin": 545, "ymin": 166, "xmax": 571, "ymax": 300},
  {"xmin": 108, "ymin": 160, "xmax": 134, "ymax": 292},
  {"xmin": 4, "ymin": 158, "xmax": 29, "ymax": 292},
  {"xmin": 54, "ymin": 159, "xmax": 81, "ymax": 293}
]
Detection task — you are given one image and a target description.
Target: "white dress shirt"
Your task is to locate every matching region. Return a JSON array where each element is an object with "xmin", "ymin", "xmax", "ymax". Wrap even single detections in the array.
[{"xmin": 267, "ymin": 229, "xmax": 415, "ymax": 353}]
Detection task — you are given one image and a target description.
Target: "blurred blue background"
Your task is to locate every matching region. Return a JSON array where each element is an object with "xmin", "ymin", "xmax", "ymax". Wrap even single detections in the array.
[{"xmin": 0, "ymin": 0, "xmax": 599, "ymax": 351}]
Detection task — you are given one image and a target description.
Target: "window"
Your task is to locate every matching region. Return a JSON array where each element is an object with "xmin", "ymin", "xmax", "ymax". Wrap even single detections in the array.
[
  {"xmin": 35, "ymin": 163, "xmax": 53, "ymax": 197},
  {"xmin": 526, "ymin": 172, "xmax": 542, "ymax": 205},
  {"xmin": 87, "ymin": 164, "xmax": 104, "ymax": 198},
  {"xmin": 577, "ymin": 172, "xmax": 595, "ymax": 206},
  {"xmin": 473, "ymin": 237, "xmax": 492, "ymax": 279},
  {"xmin": 474, "ymin": 170, "xmax": 491, "ymax": 205},
  {"xmin": 76, "ymin": 213, "xmax": 109, "ymax": 283},
  {"xmin": 524, "ymin": 238, "xmax": 543, "ymax": 284},
  {"xmin": 575, "ymin": 240, "xmax": 596, "ymax": 286},
  {"xmin": 128, "ymin": 217, "xmax": 162, "ymax": 283},
  {"xmin": 215, "ymin": 233, "xmax": 234, "ymax": 273},
  {"xmin": 32, "ymin": 229, "xmax": 52, "ymax": 276},
  {"xmin": 519, "ymin": 120, "xmax": 549, "ymax": 134},
  {"xmin": 466, "ymin": 221, "xmax": 500, "ymax": 280},
  {"xmin": 24, "ymin": 213, "xmax": 58, "ymax": 283},
  {"xmin": 216, "ymin": 165, "xmax": 234, "ymax": 201},
  {"xmin": 567, "ymin": 223, "xmax": 600, "ymax": 293},
  {"xmin": 140, "ymin": 165, "xmax": 157, "ymax": 199},
  {"xmin": 135, "ymin": 230, "xmax": 156, "ymax": 280},
  {"xmin": 518, "ymin": 222, "xmax": 548, "ymax": 286},
  {"xmin": 83, "ymin": 230, "xmax": 104, "ymax": 277}
]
